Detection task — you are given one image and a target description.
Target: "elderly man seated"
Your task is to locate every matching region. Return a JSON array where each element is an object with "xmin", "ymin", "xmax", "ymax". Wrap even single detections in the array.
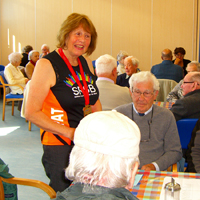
[
  {"xmin": 115, "ymin": 71, "xmax": 182, "ymax": 171},
  {"xmin": 116, "ymin": 56, "xmax": 140, "ymax": 88},
  {"xmin": 170, "ymin": 71, "xmax": 200, "ymax": 121},
  {"xmin": 54, "ymin": 111, "xmax": 140, "ymax": 200},
  {"xmin": 166, "ymin": 61, "xmax": 200, "ymax": 103},
  {"xmin": 95, "ymin": 54, "xmax": 132, "ymax": 110}
]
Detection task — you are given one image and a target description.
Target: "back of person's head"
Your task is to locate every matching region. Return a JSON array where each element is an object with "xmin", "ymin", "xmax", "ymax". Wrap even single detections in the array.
[
  {"xmin": 174, "ymin": 47, "xmax": 186, "ymax": 55},
  {"xmin": 117, "ymin": 50, "xmax": 128, "ymax": 61},
  {"xmin": 66, "ymin": 111, "xmax": 140, "ymax": 188},
  {"xmin": 8, "ymin": 52, "xmax": 23, "ymax": 64},
  {"xmin": 57, "ymin": 13, "xmax": 97, "ymax": 56},
  {"xmin": 161, "ymin": 49, "xmax": 172, "ymax": 60},
  {"xmin": 187, "ymin": 61, "xmax": 200, "ymax": 72},
  {"xmin": 124, "ymin": 56, "xmax": 139, "ymax": 67},
  {"xmin": 95, "ymin": 54, "xmax": 117, "ymax": 76},
  {"xmin": 129, "ymin": 71, "xmax": 160, "ymax": 92},
  {"xmin": 28, "ymin": 50, "xmax": 39, "ymax": 60},
  {"xmin": 22, "ymin": 45, "xmax": 33, "ymax": 53}
]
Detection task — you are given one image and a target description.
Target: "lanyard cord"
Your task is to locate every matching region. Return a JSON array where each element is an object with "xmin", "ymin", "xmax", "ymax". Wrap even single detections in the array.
[{"xmin": 58, "ymin": 48, "xmax": 90, "ymax": 105}]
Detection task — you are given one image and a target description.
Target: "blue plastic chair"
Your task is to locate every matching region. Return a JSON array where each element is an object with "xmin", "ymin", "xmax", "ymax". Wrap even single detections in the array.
[
  {"xmin": 0, "ymin": 71, "xmax": 24, "ymax": 121},
  {"xmin": 0, "ymin": 65, "xmax": 4, "ymax": 71},
  {"xmin": 176, "ymin": 118, "xmax": 198, "ymax": 168}
]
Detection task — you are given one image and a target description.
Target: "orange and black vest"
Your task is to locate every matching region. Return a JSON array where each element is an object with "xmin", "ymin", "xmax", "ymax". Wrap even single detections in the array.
[{"xmin": 41, "ymin": 51, "xmax": 99, "ymax": 145}]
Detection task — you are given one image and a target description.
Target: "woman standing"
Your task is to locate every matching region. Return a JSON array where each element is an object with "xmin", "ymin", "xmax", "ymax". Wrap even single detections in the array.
[{"xmin": 25, "ymin": 13, "xmax": 101, "ymax": 192}]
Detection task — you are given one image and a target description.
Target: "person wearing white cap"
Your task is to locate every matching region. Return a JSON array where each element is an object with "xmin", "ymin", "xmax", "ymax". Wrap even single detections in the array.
[
  {"xmin": 54, "ymin": 111, "xmax": 140, "ymax": 200},
  {"xmin": 115, "ymin": 71, "xmax": 182, "ymax": 171}
]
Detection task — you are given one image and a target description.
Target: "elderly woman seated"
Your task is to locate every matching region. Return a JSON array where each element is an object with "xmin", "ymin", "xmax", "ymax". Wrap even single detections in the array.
[
  {"xmin": 25, "ymin": 50, "xmax": 39, "ymax": 79},
  {"xmin": 4, "ymin": 52, "xmax": 29, "ymax": 95}
]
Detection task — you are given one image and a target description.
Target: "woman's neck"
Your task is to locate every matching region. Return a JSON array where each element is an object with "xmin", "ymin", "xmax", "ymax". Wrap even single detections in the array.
[{"xmin": 60, "ymin": 48, "xmax": 79, "ymax": 66}]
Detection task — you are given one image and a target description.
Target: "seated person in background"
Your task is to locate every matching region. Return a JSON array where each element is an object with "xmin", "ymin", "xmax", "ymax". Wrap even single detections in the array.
[
  {"xmin": 4, "ymin": 52, "xmax": 29, "ymax": 94},
  {"xmin": 116, "ymin": 50, "xmax": 128, "ymax": 75},
  {"xmin": 166, "ymin": 61, "xmax": 200, "ymax": 103},
  {"xmin": 117, "ymin": 56, "xmax": 140, "ymax": 88},
  {"xmin": 170, "ymin": 72, "xmax": 200, "ymax": 121},
  {"xmin": 151, "ymin": 48, "xmax": 183, "ymax": 83},
  {"xmin": 172, "ymin": 47, "xmax": 191, "ymax": 76},
  {"xmin": 25, "ymin": 50, "xmax": 40, "ymax": 79},
  {"xmin": 114, "ymin": 71, "xmax": 182, "ymax": 171},
  {"xmin": 95, "ymin": 54, "xmax": 132, "ymax": 110},
  {"xmin": 39, "ymin": 44, "xmax": 50, "ymax": 58},
  {"xmin": 21, "ymin": 45, "xmax": 33, "ymax": 67},
  {"xmin": 55, "ymin": 111, "xmax": 140, "ymax": 200}
]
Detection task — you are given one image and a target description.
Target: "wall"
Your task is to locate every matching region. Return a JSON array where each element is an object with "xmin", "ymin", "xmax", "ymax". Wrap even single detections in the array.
[{"xmin": 0, "ymin": 0, "xmax": 199, "ymax": 71}]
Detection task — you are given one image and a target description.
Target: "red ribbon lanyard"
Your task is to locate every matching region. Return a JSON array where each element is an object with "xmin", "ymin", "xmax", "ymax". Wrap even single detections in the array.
[{"xmin": 58, "ymin": 48, "xmax": 90, "ymax": 105}]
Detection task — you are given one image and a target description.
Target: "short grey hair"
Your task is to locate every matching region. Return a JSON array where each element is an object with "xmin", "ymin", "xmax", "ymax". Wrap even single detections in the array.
[
  {"xmin": 129, "ymin": 71, "xmax": 160, "ymax": 92},
  {"xmin": 8, "ymin": 52, "xmax": 23, "ymax": 63},
  {"xmin": 65, "ymin": 146, "xmax": 139, "ymax": 188},
  {"xmin": 187, "ymin": 61, "xmax": 200, "ymax": 72},
  {"xmin": 189, "ymin": 72, "xmax": 200, "ymax": 84},
  {"xmin": 28, "ymin": 50, "xmax": 39, "ymax": 60},
  {"xmin": 41, "ymin": 44, "xmax": 50, "ymax": 50},
  {"xmin": 95, "ymin": 54, "xmax": 117, "ymax": 75},
  {"xmin": 125, "ymin": 56, "xmax": 139, "ymax": 67},
  {"xmin": 116, "ymin": 50, "xmax": 128, "ymax": 61}
]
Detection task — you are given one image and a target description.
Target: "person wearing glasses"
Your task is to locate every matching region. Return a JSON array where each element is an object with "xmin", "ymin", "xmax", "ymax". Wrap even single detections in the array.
[
  {"xmin": 170, "ymin": 72, "xmax": 200, "ymax": 121},
  {"xmin": 172, "ymin": 47, "xmax": 191, "ymax": 76},
  {"xmin": 166, "ymin": 61, "xmax": 200, "ymax": 103},
  {"xmin": 151, "ymin": 48, "xmax": 183, "ymax": 83},
  {"xmin": 114, "ymin": 71, "xmax": 182, "ymax": 171}
]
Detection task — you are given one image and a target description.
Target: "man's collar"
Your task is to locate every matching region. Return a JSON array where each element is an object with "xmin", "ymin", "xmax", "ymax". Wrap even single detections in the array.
[
  {"xmin": 132, "ymin": 103, "xmax": 153, "ymax": 115},
  {"xmin": 97, "ymin": 77, "xmax": 114, "ymax": 84}
]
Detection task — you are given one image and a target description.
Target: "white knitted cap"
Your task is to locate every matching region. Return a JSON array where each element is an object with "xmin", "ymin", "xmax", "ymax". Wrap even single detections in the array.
[{"xmin": 74, "ymin": 111, "xmax": 141, "ymax": 158}]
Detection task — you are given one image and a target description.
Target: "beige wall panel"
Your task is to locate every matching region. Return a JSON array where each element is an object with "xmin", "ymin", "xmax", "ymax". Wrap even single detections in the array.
[
  {"xmin": 35, "ymin": 0, "xmax": 72, "ymax": 53},
  {"xmin": 1, "ymin": 0, "xmax": 35, "ymax": 65},
  {"xmin": 73, "ymin": 0, "xmax": 112, "ymax": 61},
  {"xmin": 152, "ymin": 0, "xmax": 195, "ymax": 68},
  {"xmin": 112, "ymin": 0, "xmax": 152, "ymax": 71}
]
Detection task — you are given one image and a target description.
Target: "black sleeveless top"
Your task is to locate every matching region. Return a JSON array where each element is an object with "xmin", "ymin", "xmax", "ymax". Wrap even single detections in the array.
[{"xmin": 44, "ymin": 50, "xmax": 99, "ymax": 128}]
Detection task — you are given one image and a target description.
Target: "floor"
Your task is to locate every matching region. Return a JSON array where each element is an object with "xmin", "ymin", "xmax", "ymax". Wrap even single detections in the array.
[{"xmin": 0, "ymin": 98, "xmax": 52, "ymax": 200}]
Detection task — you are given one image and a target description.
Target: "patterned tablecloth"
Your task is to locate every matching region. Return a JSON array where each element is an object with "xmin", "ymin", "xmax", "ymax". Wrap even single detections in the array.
[
  {"xmin": 131, "ymin": 170, "xmax": 200, "ymax": 200},
  {"xmin": 153, "ymin": 101, "xmax": 174, "ymax": 109}
]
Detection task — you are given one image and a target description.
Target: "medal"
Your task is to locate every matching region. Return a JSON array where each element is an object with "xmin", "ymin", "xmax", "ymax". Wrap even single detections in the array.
[
  {"xmin": 83, "ymin": 105, "xmax": 92, "ymax": 117},
  {"xmin": 58, "ymin": 48, "xmax": 92, "ymax": 116}
]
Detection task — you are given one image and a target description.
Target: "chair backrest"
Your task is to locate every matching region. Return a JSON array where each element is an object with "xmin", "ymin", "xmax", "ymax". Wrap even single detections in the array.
[
  {"xmin": 0, "ymin": 71, "xmax": 8, "ymax": 85},
  {"xmin": 0, "ymin": 65, "xmax": 5, "ymax": 71},
  {"xmin": 176, "ymin": 118, "xmax": 199, "ymax": 149},
  {"xmin": 156, "ymin": 79, "xmax": 178, "ymax": 101}
]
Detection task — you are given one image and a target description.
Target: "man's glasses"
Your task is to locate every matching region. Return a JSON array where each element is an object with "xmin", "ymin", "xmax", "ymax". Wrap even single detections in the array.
[
  {"xmin": 133, "ymin": 89, "xmax": 154, "ymax": 98},
  {"xmin": 183, "ymin": 81, "xmax": 194, "ymax": 84},
  {"xmin": 183, "ymin": 81, "xmax": 199, "ymax": 85}
]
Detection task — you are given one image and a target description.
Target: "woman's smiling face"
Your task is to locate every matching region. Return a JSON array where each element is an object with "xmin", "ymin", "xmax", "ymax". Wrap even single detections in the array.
[{"xmin": 65, "ymin": 24, "xmax": 91, "ymax": 58}]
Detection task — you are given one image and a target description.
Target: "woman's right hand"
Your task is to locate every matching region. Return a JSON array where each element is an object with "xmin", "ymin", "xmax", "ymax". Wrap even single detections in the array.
[{"xmin": 174, "ymin": 57, "xmax": 181, "ymax": 65}]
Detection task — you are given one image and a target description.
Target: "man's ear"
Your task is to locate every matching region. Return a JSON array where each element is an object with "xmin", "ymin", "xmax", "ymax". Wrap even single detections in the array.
[
  {"xmin": 153, "ymin": 90, "xmax": 159, "ymax": 100},
  {"xmin": 112, "ymin": 67, "xmax": 117, "ymax": 76},
  {"xmin": 125, "ymin": 161, "xmax": 139, "ymax": 190}
]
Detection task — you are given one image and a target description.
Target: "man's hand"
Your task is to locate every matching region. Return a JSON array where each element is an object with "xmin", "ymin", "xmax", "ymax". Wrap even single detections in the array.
[{"xmin": 141, "ymin": 163, "xmax": 156, "ymax": 171}]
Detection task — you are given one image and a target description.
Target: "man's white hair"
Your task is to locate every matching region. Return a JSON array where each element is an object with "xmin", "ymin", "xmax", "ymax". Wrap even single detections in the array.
[
  {"xmin": 129, "ymin": 71, "xmax": 160, "ymax": 92},
  {"xmin": 125, "ymin": 56, "xmax": 139, "ymax": 66},
  {"xmin": 66, "ymin": 146, "xmax": 139, "ymax": 188},
  {"xmin": 95, "ymin": 54, "xmax": 117, "ymax": 75},
  {"xmin": 41, "ymin": 44, "xmax": 50, "ymax": 50}
]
